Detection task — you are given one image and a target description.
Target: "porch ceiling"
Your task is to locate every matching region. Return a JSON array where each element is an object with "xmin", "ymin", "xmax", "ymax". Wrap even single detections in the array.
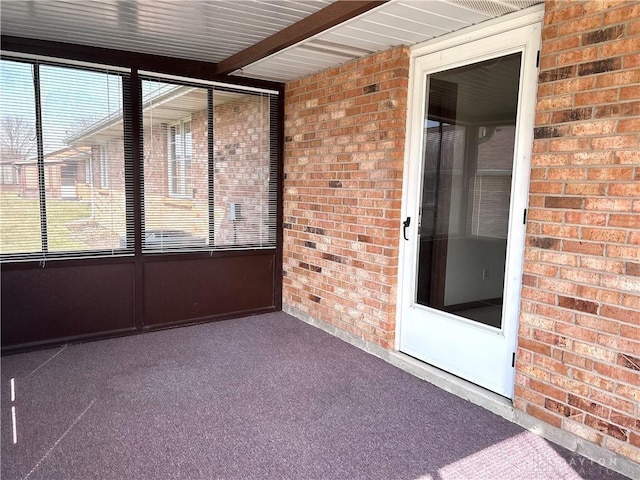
[{"xmin": 1, "ymin": 0, "xmax": 543, "ymax": 83}]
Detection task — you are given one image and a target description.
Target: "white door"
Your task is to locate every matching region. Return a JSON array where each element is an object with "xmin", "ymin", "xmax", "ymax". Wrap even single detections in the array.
[{"xmin": 398, "ymin": 23, "xmax": 541, "ymax": 398}]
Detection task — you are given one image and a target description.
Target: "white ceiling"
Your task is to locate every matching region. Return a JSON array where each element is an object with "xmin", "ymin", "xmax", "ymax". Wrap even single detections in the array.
[{"xmin": 1, "ymin": 0, "xmax": 543, "ymax": 83}]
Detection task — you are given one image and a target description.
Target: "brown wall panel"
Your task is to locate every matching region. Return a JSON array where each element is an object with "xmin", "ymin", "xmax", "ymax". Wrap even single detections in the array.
[
  {"xmin": 142, "ymin": 253, "xmax": 275, "ymax": 327},
  {"xmin": 1, "ymin": 263, "xmax": 135, "ymax": 348}
]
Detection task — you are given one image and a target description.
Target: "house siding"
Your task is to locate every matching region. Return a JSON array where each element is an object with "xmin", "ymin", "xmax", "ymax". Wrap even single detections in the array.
[
  {"xmin": 283, "ymin": 2, "xmax": 639, "ymax": 465},
  {"xmin": 516, "ymin": 0, "xmax": 640, "ymax": 463},
  {"xmin": 283, "ymin": 47, "xmax": 410, "ymax": 349}
]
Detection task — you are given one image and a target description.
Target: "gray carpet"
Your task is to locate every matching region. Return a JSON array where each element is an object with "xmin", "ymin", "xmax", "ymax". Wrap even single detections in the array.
[{"xmin": 1, "ymin": 312, "xmax": 631, "ymax": 479}]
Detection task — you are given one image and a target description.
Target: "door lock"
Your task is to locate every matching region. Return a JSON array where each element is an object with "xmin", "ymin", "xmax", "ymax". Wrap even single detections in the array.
[{"xmin": 402, "ymin": 217, "xmax": 411, "ymax": 240}]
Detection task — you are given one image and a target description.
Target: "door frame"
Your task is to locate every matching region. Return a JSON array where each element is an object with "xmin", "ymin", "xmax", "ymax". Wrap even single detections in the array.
[{"xmin": 395, "ymin": 6, "xmax": 543, "ymax": 399}]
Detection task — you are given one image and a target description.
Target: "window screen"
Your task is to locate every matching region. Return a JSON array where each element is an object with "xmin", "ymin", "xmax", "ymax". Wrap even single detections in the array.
[
  {"xmin": 0, "ymin": 59, "xmax": 130, "ymax": 260},
  {"xmin": 1, "ymin": 58, "xmax": 279, "ymax": 261},
  {"xmin": 141, "ymin": 76, "xmax": 277, "ymax": 253}
]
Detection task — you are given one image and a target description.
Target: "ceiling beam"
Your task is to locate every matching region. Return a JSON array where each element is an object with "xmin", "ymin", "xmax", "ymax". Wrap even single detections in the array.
[{"xmin": 216, "ymin": 0, "xmax": 387, "ymax": 76}]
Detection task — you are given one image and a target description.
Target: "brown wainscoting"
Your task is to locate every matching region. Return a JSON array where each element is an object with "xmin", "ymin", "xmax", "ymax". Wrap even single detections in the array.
[
  {"xmin": 1, "ymin": 250, "xmax": 278, "ymax": 353},
  {"xmin": 142, "ymin": 252, "xmax": 276, "ymax": 328},
  {"xmin": 1, "ymin": 261, "xmax": 136, "ymax": 349}
]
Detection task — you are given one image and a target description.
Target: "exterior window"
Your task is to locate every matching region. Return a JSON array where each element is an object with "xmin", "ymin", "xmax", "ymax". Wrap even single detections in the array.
[
  {"xmin": 168, "ymin": 119, "xmax": 192, "ymax": 197},
  {"xmin": 142, "ymin": 77, "xmax": 277, "ymax": 253},
  {"xmin": 1, "ymin": 165, "xmax": 16, "ymax": 185},
  {"xmin": 0, "ymin": 56, "xmax": 278, "ymax": 261},
  {"xmin": 0, "ymin": 59, "xmax": 127, "ymax": 259}
]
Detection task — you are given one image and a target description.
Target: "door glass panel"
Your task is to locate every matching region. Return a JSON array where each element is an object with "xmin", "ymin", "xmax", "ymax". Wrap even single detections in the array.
[{"xmin": 416, "ymin": 53, "xmax": 521, "ymax": 329}]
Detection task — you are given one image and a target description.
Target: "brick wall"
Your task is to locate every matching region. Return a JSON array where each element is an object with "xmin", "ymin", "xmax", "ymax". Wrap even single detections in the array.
[
  {"xmin": 283, "ymin": 47, "xmax": 409, "ymax": 349},
  {"xmin": 516, "ymin": 0, "xmax": 640, "ymax": 463}
]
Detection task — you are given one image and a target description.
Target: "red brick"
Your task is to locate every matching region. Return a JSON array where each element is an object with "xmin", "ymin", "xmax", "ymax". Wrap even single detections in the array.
[
  {"xmin": 585, "ymin": 415, "xmax": 629, "ymax": 441},
  {"xmin": 600, "ymin": 304, "xmax": 640, "ymax": 324},
  {"xmin": 609, "ymin": 214, "xmax": 639, "ymax": 228},
  {"xmin": 594, "ymin": 361, "xmax": 640, "ymax": 386},
  {"xmin": 284, "ymin": 46, "xmax": 409, "ymax": 348},
  {"xmin": 562, "ymin": 351, "xmax": 593, "ymax": 370},
  {"xmin": 591, "ymin": 135, "xmax": 638, "ymax": 150},
  {"xmin": 581, "ymin": 227, "xmax": 627, "ymax": 243},
  {"xmin": 575, "ymin": 314, "xmax": 620, "ymax": 335},
  {"xmin": 562, "ymin": 240, "xmax": 605, "ymax": 256},
  {"xmin": 544, "ymin": 196, "xmax": 584, "ymax": 209},
  {"xmin": 618, "ymin": 118, "xmax": 640, "ymax": 133},
  {"xmin": 568, "ymin": 393, "xmax": 611, "ymax": 418},
  {"xmin": 585, "ymin": 198, "xmax": 633, "ymax": 212},
  {"xmin": 590, "ymin": 389, "xmax": 636, "ymax": 415},
  {"xmin": 587, "ymin": 167, "xmax": 634, "ymax": 181},
  {"xmin": 572, "ymin": 369, "xmax": 615, "ymax": 392},
  {"xmin": 620, "ymin": 85, "xmax": 640, "ymax": 101},
  {"xmin": 526, "ymin": 403, "xmax": 563, "ymax": 428}
]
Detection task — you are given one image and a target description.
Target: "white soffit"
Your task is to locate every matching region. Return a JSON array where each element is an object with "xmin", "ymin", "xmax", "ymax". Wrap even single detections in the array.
[
  {"xmin": 234, "ymin": 0, "xmax": 543, "ymax": 82},
  {"xmin": 0, "ymin": 0, "xmax": 544, "ymax": 84},
  {"xmin": 0, "ymin": 0, "xmax": 334, "ymax": 63}
]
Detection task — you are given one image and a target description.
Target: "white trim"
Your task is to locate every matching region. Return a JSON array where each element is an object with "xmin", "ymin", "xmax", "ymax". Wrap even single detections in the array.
[
  {"xmin": 397, "ymin": 12, "xmax": 542, "ymax": 398},
  {"xmin": 0, "ymin": 51, "xmax": 130, "ymax": 73},
  {"xmin": 139, "ymin": 70, "xmax": 279, "ymax": 95},
  {"xmin": 410, "ymin": 3, "xmax": 544, "ymax": 59}
]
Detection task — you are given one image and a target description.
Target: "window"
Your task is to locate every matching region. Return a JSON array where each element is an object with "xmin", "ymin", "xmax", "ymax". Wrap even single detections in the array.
[
  {"xmin": 1, "ymin": 165, "xmax": 17, "ymax": 184},
  {"xmin": 142, "ymin": 76, "xmax": 277, "ymax": 253},
  {"xmin": 467, "ymin": 125, "xmax": 515, "ymax": 239},
  {"xmin": 0, "ymin": 58, "xmax": 128, "ymax": 259},
  {"xmin": 1, "ymin": 56, "xmax": 279, "ymax": 261},
  {"xmin": 168, "ymin": 118, "xmax": 192, "ymax": 197}
]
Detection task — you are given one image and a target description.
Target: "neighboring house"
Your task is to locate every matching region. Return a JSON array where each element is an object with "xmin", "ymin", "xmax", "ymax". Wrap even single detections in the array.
[
  {"xmin": 0, "ymin": 146, "xmax": 90, "ymax": 200},
  {"xmin": 64, "ymin": 84, "xmax": 273, "ymax": 248},
  {"xmin": 0, "ymin": 158, "xmax": 19, "ymax": 192},
  {"xmin": 13, "ymin": 146, "xmax": 91, "ymax": 200}
]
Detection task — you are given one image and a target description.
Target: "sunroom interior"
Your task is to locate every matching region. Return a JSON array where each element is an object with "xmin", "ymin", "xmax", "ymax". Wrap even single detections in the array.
[
  {"xmin": 5, "ymin": 2, "xmax": 639, "ymax": 479},
  {"xmin": 0, "ymin": 0, "xmax": 542, "ymax": 351}
]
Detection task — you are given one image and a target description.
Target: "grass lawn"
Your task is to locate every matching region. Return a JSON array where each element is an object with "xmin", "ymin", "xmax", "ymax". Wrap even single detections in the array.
[{"xmin": 0, "ymin": 192, "xmax": 91, "ymax": 254}]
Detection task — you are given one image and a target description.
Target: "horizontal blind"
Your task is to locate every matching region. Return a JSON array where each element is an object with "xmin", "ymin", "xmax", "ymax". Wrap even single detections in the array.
[
  {"xmin": 0, "ymin": 60, "xmax": 40, "ymax": 257},
  {"xmin": 468, "ymin": 124, "xmax": 515, "ymax": 239},
  {"xmin": 141, "ymin": 78, "xmax": 209, "ymax": 253},
  {"xmin": 212, "ymin": 87, "xmax": 276, "ymax": 250},
  {"xmin": 141, "ymin": 75, "xmax": 278, "ymax": 253},
  {"xmin": 0, "ymin": 58, "xmax": 132, "ymax": 261}
]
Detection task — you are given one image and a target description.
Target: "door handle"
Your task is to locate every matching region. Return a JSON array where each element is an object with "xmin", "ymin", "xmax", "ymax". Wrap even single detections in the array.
[{"xmin": 403, "ymin": 217, "xmax": 411, "ymax": 241}]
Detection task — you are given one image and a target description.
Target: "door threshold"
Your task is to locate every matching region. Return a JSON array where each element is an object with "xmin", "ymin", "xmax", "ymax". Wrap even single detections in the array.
[{"xmin": 388, "ymin": 351, "xmax": 515, "ymax": 421}]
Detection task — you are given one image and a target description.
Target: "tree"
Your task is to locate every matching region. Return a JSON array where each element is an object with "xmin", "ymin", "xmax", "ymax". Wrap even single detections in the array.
[{"xmin": 1, "ymin": 116, "xmax": 36, "ymax": 163}]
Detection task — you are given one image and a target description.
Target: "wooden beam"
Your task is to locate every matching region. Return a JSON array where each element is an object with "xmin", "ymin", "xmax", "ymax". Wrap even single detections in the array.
[{"xmin": 216, "ymin": 1, "xmax": 387, "ymax": 75}]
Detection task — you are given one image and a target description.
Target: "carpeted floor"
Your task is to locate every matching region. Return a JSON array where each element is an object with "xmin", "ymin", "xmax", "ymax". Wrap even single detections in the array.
[{"xmin": 1, "ymin": 312, "xmax": 631, "ymax": 479}]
